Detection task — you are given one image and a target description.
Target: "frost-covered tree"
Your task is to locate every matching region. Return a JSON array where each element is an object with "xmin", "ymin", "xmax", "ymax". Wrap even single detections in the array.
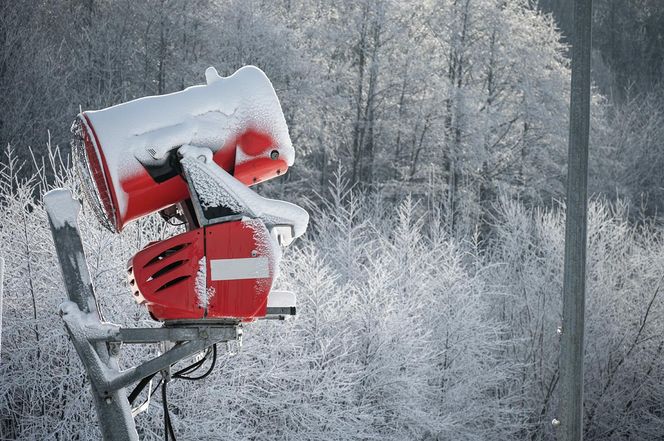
[
  {"xmin": 1, "ymin": 154, "xmax": 664, "ymax": 439},
  {"xmin": 1, "ymin": 1, "xmax": 664, "ymax": 439}
]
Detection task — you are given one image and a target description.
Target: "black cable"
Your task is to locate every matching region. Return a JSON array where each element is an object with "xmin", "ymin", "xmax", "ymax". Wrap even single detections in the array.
[
  {"xmin": 173, "ymin": 346, "xmax": 212, "ymax": 377},
  {"xmin": 127, "ymin": 344, "xmax": 218, "ymax": 440},
  {"xmin": 129, "ymin": 346, "xmax": 212, "ymax": 405},
  {"xmin": 174, "ymin": 345, "xmax": 217, "ymax": 381},
  {"xmin": 162, "ymin": 380, "xmax": 168, "ymax": 441},
  {"xmin": 161, "ymin": 344, "xmax": 218, "ymax": 440},
  {"xmin": 165, "ymin": 217, "xmax": 186, "ymax": 227},
  {"xmin": 162, "ymin": 380, "xmax": 177, "ymax": 441},
  {"xmin": 128, "ymin": 372, "xmax": 158, "ymax": 405},
  {"xmin": 151, "ymin": 379, "xmax": 162, "ymax": 398}
]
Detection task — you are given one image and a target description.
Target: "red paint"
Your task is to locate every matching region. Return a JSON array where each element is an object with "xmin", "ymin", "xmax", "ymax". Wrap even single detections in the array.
[
  {"xmin": 235, "ymin": 157, "xmax": 289, "ymax": 186},
  {"xmin": 212, "ymin": 140, "xmax": 239, "ymax": 173},
  {"xmin": 81, "ymin": 114, "xmax": 122, "ymax": 230},
  {"xmin": 206, "ymin": 221, "xmax": 272, "ymax": 320},
  {"xmin": 237, "ymin": 129, "xmax": 273, "ymax": 156},
  {"xmin": 121, "ymin": 172, "xmax": 189, "ymax": 228},
  {"xmin": 129, "ymin": 229, "xmax": 205, "ymax": 320},
  {"xmin": 129, "ymin": 221, "xmax": 274, "ymax": 322},
  {"xmin": 79, "ymin": 115, "xmax": 286, "ymax": 232}
]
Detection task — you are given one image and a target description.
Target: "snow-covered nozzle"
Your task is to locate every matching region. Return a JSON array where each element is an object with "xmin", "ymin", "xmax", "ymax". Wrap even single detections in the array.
[
  {"xmin": 72, "ymin": 65, "xmax": 294, "ymax": 232},
  {"xmin": 179, "ymin": 144, "xmax": 309, "ymax": 244}
]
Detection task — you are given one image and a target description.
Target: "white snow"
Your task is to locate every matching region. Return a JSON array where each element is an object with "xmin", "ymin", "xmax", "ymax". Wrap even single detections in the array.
[
  {"xmin": 242, "ymin": 218, "xmax": 282, "ymax": 292},
  {"xmin": 266, "ymin": 290, "xmax": 296, "ymax": 308},
  {"xmin": 44, "ymin": 189, "xmax": 81, "ymax": 229},
  {"xmin": 59, "ymin": 300, "xmax": 120, "ymax": 338},
  {"xmin": 205, "ymin": 66, "xmax": 222, "ymax": 84},
  {"xmin": 195, "ymin": 257, "xmax": 213, "ymax": 309},
  {"xmin": 82, "ymin": 65, "xmax": 294, "ymax": 219},
  {"xmin": 179, "ymin": 145, "xmax": 309, "ymax": 239}
]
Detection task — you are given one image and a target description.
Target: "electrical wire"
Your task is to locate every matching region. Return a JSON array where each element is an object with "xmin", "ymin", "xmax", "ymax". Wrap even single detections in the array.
[
  {"xmin": 162, "ymin": 380, "xmax": 177, "ymax": 441},
  {"xmin": 129, "ymin": 345, "xmax": 214, "ymax": 405},
  {"xmin": 130, "ymin": 344, "xmax": 219, "ymax": 441},
  {"xmin": 161, "ymin": 344, "xmax": 218, "ymax": 441},
  {"xmin": 173, "ymin": 346, "xmax": 212, "ymax": 377},
  {"xmin": 151, "ymin": 379, "xmax": 163, "ymax": 398},
  {"xmin": 165, "ymin": 217, "xmax": 186, "ymax": 227},
  {"xmin": 174, "ymin": 344, "xmax": 217, "ymax": 381},
  {"xmin": 129, "ymin": 372, "xmax": 158, "ymax": 405}
]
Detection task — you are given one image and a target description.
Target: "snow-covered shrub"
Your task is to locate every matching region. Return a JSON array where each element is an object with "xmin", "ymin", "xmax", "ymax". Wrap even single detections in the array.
[
  {"xmin": 154, "ymin": 183, "xmax": 524, "ymax": 441},
  {"xmin": 1, "ymin": 152, "xmax": 663, "ymax": 440},
  {"xmin": 485, "ymin": 196, "xmax": 664, "ymax": 441}
]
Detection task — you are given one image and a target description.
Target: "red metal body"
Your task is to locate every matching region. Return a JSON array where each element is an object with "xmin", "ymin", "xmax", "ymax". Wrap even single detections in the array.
[
  {"xmin": 128, "ymin": 220, "xmax": 275, "ymax": 322},
  {"xmin": 75, "ymin": 66, "xmax": 296, "ymax": 322},
  {"xmin": 78, "ymin": 114, "xmax": 288, "ymax": 232}
]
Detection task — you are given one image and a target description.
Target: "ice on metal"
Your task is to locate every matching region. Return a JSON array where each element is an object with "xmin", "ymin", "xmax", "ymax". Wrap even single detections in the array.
[
  {"xmin": 44, "ymin": 189, "xmax": 81, "ymax": 229},
  {"xmin": 179, "ymin": 144, "xmax": 309, "ymax": 240}
]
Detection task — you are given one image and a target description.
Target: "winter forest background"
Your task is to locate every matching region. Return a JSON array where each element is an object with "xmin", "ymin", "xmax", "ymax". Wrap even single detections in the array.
[{"xmin": 1, "ymin": 0, "xmax": 664, "ymax": 440}]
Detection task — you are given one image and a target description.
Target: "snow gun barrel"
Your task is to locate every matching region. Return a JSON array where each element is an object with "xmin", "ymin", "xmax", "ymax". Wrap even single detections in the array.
[{"xmin": 72, "ymin": 65, "xmax": 294, "ymax": 233}]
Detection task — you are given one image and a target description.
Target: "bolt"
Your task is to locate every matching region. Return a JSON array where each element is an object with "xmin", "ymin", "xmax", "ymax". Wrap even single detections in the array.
[
  {"xmin": 110, "ymin": 343, "xmax": 121, "ymax": 356},
  {"xmin": 552, "ymin": 418, "xmax": 561, "ymax": 428},
  {"xmin": 270, "ymin": 150, "xmax": 279, "ymax": 160},
  {"xmin": 199, "ymin": 329, "xmax": 209, "ymax": 339},
  {"xmin": 557, "ymin": 326, "xmax": 563, "ymax": 336},
  {"xmin": 251, "ymin": 250, "xmax": 258, "ymax": 257},
  {"xmin": 105, "ymin": 397, "xmax": 112, "ymax": 404}
]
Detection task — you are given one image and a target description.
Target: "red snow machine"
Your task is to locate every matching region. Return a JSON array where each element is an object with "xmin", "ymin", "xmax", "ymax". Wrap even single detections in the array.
[{"xmin": 72, "ymin": 66, "xmax": 308, "ymax": 323}]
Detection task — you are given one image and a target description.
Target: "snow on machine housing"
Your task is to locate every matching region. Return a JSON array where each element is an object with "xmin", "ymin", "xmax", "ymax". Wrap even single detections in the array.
[{"xmin": 72, "ymin": 65, "xmax": 308, "ymax": 322}]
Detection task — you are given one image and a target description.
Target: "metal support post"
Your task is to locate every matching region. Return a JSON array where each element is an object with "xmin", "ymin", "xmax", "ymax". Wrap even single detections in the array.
[
  {"xmin": 559, "ymin": 0, "xmax": 593, "ymax": 440},
  {"xmin": 45, "ymin": 189, "xmax": 239, "ymax": 440},
  {"xmin": 45, "ymin": 190, "xmax": 138, "ymax": 441}
]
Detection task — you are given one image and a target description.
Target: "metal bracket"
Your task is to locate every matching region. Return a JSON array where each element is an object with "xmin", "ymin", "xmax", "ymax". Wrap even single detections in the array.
[
  {"xmin": 60, "ymin": 305, "xmax": 240, "ymax": 397},
  {"xmin": 86, "ymin": 324, "xmax": 241, "ymax": 344},
  {"xmin": 45, "ymin": 189, "xmax": 239, "ymax": 441},
  {"xmin": 265, "ymin": 306, "xmax": 297, "ymax": 319}
]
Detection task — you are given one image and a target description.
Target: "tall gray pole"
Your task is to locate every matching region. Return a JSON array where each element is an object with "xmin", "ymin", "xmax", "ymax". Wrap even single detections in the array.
[{"xmin": 559, "ymin": 0, "xmax": 593, "ymax": 440}]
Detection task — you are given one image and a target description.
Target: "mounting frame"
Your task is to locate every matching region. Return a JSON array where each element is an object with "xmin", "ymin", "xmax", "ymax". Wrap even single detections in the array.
[{"xmin": 45, "ymin": 189, "xmax": 240, "ymax": 441}]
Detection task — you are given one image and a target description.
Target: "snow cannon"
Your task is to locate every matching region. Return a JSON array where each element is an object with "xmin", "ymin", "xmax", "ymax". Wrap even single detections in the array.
[
  {"xmin": 73, "ymin": 67, "xmax": 308, "ymax": 323},
  {"xmin": 72, "ymin": 65, "xmax": 294, "ymax": 233}
]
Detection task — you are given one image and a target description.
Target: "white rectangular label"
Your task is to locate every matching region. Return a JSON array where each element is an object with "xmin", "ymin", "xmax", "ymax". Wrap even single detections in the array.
[{"xmin": 209, "ymin": 257, "xmax": 270, "ymax": 281}]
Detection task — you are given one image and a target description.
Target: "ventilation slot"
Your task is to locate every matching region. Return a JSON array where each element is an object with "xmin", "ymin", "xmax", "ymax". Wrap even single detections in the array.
[
  {"xmin": 145, "ymin": 243, "xmax": 190, "ymax": 267},
  {"xmin": 155, "ymin": 275, "xmax": 190, "ymax": 292},
  {"xmin": 150, "ymin": 260, "xmax": 187, "ymax": 281}
]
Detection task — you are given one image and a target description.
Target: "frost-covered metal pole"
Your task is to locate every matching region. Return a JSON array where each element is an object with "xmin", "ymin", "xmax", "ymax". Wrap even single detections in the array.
[
  {"xmin": 559, "ymin": 0, "xmax": 593, "ymax": 440},
  {"xmin": 45, "ymin": 190, "xmax": 138, "ymax": 441},
  {"xmin": 44, "ymin": 189, "xmax": 242, "ymax": 440}
]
